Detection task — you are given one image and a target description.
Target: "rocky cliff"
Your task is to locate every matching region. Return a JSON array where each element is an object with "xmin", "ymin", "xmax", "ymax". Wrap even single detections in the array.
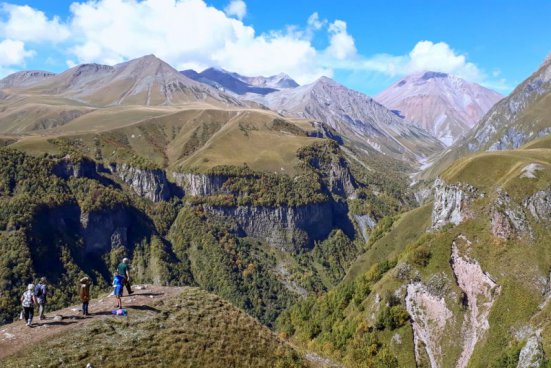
[
  {"xmin": 203, "ymin": 202, "xmax": 334, "ymax": 252},
  {"xmin": 431, "ymin": 178, "xmax": 480, "ymax": 229},
  {"xmin": 111, "ymin": 163, "xmax": 171, "ymax": 202},
  {"xmin": 172, "ymin": 172, "xmax": 230, "ymax": 196}
]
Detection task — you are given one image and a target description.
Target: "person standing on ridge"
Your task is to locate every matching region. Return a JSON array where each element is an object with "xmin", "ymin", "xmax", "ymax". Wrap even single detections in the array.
[
  {"xmin": 117, "ymin": 258, "xmax": 133, "ymax": 295},
  {"xmin": 21, "ymin": 284, "xmax": 37, "ymax": 327},
  {"xmin": 113, "ymin": 271, "xmax": 124, "ymax": 309},
  {"xmin": 79, "ymin": 277, "xmax": 92, "ymax": 316},
  {"xmin": 34, "ymin": 277, "xmax": 48, "ymax": 320}
]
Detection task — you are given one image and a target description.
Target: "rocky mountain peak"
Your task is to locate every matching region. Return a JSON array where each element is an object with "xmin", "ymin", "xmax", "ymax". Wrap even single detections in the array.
[{"xmin": 376, "ymin": 71, "xmax": 502, "ymax": 145}]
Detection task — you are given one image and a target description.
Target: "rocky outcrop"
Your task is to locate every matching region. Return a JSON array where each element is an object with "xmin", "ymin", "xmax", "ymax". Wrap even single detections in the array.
[
  {"xmin": 203, "ymin": 202, "xmax": 334, "ymax": 252},
  {"xmin": 306, "ymin": 121, "xmax": 344, "ymax": 145},
  {"xmin": 432, "ymin": 178, "xmax": 480, "ymax": 229},
  {"xmin": 517, "ymin": 334, "xmax": 544, "ymax": 368},
  {"xmin": 524, "ymin": 187, "xmax": 551, "ymax": 222},
  {"xmin": 406, "ymin": 282, "xmax": 452, "ymax": 368},
  {"xmin": 451, "ymin": 236, "xmax": 500, "ymax": 368},
  {"xmin": 325, "ymin": 157, "xmax": 357, "ymax": 199},
  {"xmin": 353, "ymin": 214, "xmax": 376, "ymax": 242},
  {"xmin": 112, "ymin": 164, "xmax": 171, "ymax": 202},
  {"xmin": 491, "ymin": 189, "xmax": 532, "ymax": 239},
  {"xmin": 52, "ymin": 157, "xmax": 98, "ymax": 179},
  {"xmin": 172, "ymin": 172, "xmax": 230, "ymax": 196}
]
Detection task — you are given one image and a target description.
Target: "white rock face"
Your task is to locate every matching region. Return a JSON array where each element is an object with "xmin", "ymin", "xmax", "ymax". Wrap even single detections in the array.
[
  {"xmin": 431, "ymin": 178, "xmax": 479, "ymax": 229},
  {"xmin": 451, "ymin": 237, "xmax": 500, "ymax": 368},
  {"xmin": 520, "ymin": 163, "xmax": 544, "ymax": 179},
  {"xmin": 406, "ymin": 282, "xmax": 452, "ymax": 368},
  {"xmin": 517, "ymin": 334, "xmax": 544, "ymax": 368},
  {"xmin": 114, "ymin": 164, "xmax": 171, "ymax": 202},
  {"xmin": 173, "ymin": 172, "xmax": 230, "ymax": 197},
  {"xmin": 376, "ymin": 71, "xmax": 502, "ymax": 146},
  {"xmin": 524, "ymin": 186, "xmax": 551, "ymax": 222},
  {"xmin": 353, "ymin": 214, "xmax": 376, "ymax": 242}
]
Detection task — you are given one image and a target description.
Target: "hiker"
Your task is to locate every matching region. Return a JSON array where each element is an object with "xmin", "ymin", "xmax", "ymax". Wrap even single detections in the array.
[
  {"xmin": 21, "ymin": 284, "xmax": 37, "ymax": 327},
  {"xmin": 117, "ymin": 258, "xmax": 133, "ymax": 295},
  {"xmin": 79, "ymin": 277, "xmax": 92, "ymax": 316},
  {"xmin": 113, "ymin": 271, "xmax": 125, "ymax": 309},
  {"xmin": 34, "ymin": 277, "xmax": 48, "ymax": 320}
]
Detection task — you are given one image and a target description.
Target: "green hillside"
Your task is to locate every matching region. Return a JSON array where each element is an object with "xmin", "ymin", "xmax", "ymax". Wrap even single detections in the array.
[{"xmin": 278, "ymin": 141, "xmax": 551, "ymax": 367}]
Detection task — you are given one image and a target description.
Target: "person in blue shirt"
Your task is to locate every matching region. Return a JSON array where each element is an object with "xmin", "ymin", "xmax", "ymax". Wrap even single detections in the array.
[{"xmin": 113, "ymin": 271, "xmax": 125, "ymax": 309}]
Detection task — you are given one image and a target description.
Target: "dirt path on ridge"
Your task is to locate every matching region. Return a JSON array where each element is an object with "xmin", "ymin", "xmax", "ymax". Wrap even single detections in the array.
[{"xmin": 0, "ymin": 285, "xmax": 183, "ymax": 360}]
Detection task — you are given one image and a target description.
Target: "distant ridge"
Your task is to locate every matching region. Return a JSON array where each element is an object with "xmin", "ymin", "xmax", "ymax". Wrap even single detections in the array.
[
  {"xmin": 181, "ymin": 67, "xmax": 298, "ymax": 96},
  {"xmin": 1, "ymin": 54, "xmax": 245, "ymax": 107}
]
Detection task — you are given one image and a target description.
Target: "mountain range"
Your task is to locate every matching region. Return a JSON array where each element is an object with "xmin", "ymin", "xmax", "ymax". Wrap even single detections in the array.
[
  {"xmin": 376, "ymin": 71, "xmax": 503, "ymax": 146},
  {"xmin": 2, "ymin": 51, "xmax": 551, "ymax": 368},
  {"xmin": 0, "ymin": 55, "xmax": 446, "ymax": 166}
]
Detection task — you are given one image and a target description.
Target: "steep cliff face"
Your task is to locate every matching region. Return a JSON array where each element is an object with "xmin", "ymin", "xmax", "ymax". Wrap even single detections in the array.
[
  {"xmin": 172, "ymin": 172, "xmax": 230, "ymax": 196},
  {"xmin": 451, "ymin": 236, "xmax": 500, "ymax": 368},
  {"xmin": 406, "ymin": 282, "xmax": 452, "ymax": 367},
  {"xmin": 431, "ymin": 178, "xmax": 480, "ymax": 229},
  {"xmin": 112, "ymin": 163, "xmax": 171, "ymax": 202},
  {"xmin": 202, "ymin": 202, "xmax": 334, "ymax": 252},
  {"xmin": 353, "ymin": 214, "xmax": 376, "ymax": 242}
]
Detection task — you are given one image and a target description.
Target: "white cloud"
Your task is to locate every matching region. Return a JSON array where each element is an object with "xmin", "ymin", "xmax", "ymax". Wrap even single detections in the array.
[
  {"xmin": 325, "ymin": 20, "xmax": 356, "ymax": 60},
  {"xmin": 0, "ymin": 1, "xmax": 504, "ymax": 90},
  {"xmin": 406, "ymin": 41, "xmax": 482, "ymax": 81},
  {"xmin": 224, "ymin": 0, "xmax": 246, "ymax": 20},
  {"xmin": 351, "ymin": 41, "xmax": 488, "ymax": 84},
  {"xmin": 0, "ymin": 39, "xmax": 34, "ymax": 65},
  {"xmin": 307, "ymin": 12, "xmax": 325, "ymax": 32},
  {"xmin": 66, "ymin": 0, "xmax": 330, "ymax": 83},
  {"xmin": 0, "ymin": 4, "xmax": 70, "ymax": 43}
]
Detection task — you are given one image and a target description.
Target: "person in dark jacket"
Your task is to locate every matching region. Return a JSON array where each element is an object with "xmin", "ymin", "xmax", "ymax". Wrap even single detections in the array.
[
  {"xmin": 117, "ymin": 258, "xmax": 133, "ymax": 295},
  {"xmin": 79, "ymin": 277, "xmax": 92, "ymax": 316},
  {"xmin": 34, "ymin": 277, "xmax": 48, "ymax": 320}
]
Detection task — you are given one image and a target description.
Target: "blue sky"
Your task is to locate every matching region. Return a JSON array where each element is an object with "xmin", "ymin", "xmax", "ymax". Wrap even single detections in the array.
[{"xmin": 0, "ymin": 0, "xmax": 549, "ymax": 95}]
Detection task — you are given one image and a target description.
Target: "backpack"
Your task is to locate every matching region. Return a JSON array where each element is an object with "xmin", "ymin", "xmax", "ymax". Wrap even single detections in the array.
[
  {"xmin": 35, "ymin": 284, "xmax": 43, "ymax": 298},
  {"xmin": 22, "ymin": 290, "xmax": 34, "ymax": 307}
]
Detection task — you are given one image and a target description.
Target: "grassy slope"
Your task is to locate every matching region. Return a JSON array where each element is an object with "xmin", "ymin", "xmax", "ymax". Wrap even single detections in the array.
[
  {"xmin": 8, "ymin": 108, "xmax": 322, "ymax": 174},
  {"xmin": 279, "ymin": 140, "xmax": 551, "ymax": 367},
  {"xmin": 2, "ymin": 287, "xmax": 306, "ymax": 368}
]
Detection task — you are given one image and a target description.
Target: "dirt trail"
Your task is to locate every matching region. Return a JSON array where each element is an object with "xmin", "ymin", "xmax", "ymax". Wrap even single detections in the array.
[{"xmin": 0, "ymin": 285, "xmax": 183, "ymax": 360}]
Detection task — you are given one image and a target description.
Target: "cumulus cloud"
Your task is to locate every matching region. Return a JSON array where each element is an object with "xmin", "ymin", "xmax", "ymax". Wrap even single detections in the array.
[
  {"xmin": 224, "ymin": 0, "xmax": 246, "ymax": 20},
  {"xmin": 0, "ymin": 0, "xmax": 503, "ymax": 89},
  {"xmin": 0, "ymin": 39, "xmax": 34, "ymax": 65},
  {"xmin": 65, "ymin": 0, "xmax": 331, "ymax": 83},
  {"xmin": 0, "ymin": 4, "xmax": 70, "ymax": 43},
  {"xmin": 352, "ymin": 41, "xmax": 488, "ymax": 84},
  {"xmin": 325, "ymin": 20, "xmax": 356, "ymax": 60}
]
